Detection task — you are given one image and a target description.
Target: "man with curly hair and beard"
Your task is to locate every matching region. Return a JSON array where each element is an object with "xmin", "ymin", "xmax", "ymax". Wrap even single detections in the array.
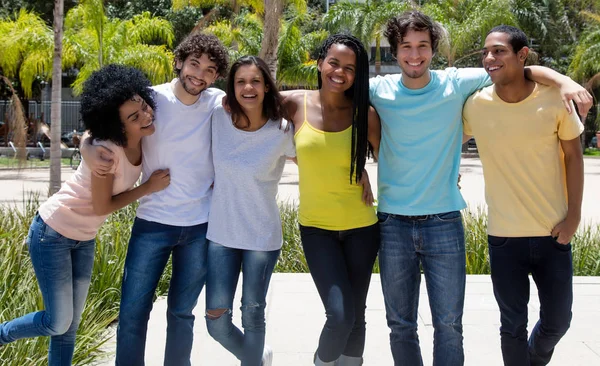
[{"xmin": 82, "ymin": 33, "xmax": 229, "ymax": 365}]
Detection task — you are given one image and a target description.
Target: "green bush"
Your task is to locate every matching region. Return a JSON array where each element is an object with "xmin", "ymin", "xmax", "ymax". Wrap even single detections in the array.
[{"xmin": 1, "ymin": 199, "xmax": 598, "ymax": 365}]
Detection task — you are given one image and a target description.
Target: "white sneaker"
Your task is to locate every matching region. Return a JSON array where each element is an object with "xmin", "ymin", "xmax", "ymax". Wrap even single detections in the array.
[{"xmin": 262, "ymin": 344, "xmax": 273, "ymax": 366}]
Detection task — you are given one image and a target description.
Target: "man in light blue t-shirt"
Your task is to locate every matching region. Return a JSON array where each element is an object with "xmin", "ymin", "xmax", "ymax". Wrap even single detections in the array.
[{"xmin": 369, "ymin": 10, "xmax": 592, "ymax": 366}]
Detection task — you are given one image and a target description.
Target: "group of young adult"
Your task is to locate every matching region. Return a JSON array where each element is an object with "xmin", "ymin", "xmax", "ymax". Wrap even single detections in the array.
[{"xmin": 0, "ymin": 9, "xmax": 592, "ymax": 366}]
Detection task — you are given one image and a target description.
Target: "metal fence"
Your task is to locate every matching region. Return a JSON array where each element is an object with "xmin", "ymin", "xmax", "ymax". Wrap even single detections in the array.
[{"xmin": 0, "ymin": 100, "xmax": 83, "ymax": 133}]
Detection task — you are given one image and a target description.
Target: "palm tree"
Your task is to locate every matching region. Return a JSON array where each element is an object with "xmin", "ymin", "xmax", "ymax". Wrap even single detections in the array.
[
  {"xmin": 511, "ymin": 0, "xmax": 575, "ymax": 71},
  {"xmin": 277, "ymin": 6, "xmax": 328, "ymax": 87},
  {"xmin": 177, "ymin": 0, "xmax": 306, "ymax": 79},
  {"xmin": 0, "ymin": 2, "xmax": 174, "ymax": 97},
  {"xmin": 569, "ymin": 10, "xmax": 600, "ymax": 143},
  {"xmin": 204, "ymin": 10, "xmax": 263, "ymax": 61},
  {"xmin": 67, "ymin": 0, "xmax": 175, "ymax": 94},
  {"xmin": 0, "ymin": 9, "xmax": 77, "ymax": 98},
  {"xmin": 422, "ymin": 0, "xmax": 516, "ymax": 67},
  {"xmin": 324, "ymin": 0, "xmax": 412, "ymax": 74},
  {"xmin": 569, "ymin": 11, "xmax": 600, "ymax": 84},
  {"xmin": 50, "ymin": 0, "xmax": 64, "ymax": 196}
]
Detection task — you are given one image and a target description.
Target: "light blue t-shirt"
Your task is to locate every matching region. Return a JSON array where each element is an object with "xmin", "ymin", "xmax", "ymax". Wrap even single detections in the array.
[{"xmin": 369, "ymin": 68, "xmax": 490, "ymax": 215}]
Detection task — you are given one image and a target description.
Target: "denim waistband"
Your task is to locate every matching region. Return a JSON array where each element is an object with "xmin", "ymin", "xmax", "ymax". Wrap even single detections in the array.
[{"xmin": 395, "ymin": 214, "xmax": 431, "ymax": 221}]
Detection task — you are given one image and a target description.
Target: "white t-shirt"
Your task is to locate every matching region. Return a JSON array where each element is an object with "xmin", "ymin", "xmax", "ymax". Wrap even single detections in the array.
[
  {"xmin": 207, "ymin": 106, "xmax": 296, "ymax": 251},
  {"xmin": 136, "ymin": 80, "xmax": 225, "ymax": 226}
]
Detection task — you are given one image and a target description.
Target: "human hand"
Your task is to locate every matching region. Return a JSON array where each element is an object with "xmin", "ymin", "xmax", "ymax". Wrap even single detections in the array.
[
  {"xmin": 222, "ymin": 95, "xmax": 231, "ymax": 113},
  {"xmin": 558, "ymin": 78, "xmax": 593, "ymax": 117},
  {"xmin": 458, "ymin": 173, "xmax": 462, "ymax": 190},
  {"xmin": 144, "ymin": 169, "xmax": 170, "ymax": 193},
  {"xmin": 82, "ymin": 143, "xmax": 114, "ymax": 178},
  {"xmin": 551, "ymin": 216, "xmax": 580, "ymax": 245},
  {"xmin": 358, "ymin": 170, "xmax": 374, "ymax": 206}
]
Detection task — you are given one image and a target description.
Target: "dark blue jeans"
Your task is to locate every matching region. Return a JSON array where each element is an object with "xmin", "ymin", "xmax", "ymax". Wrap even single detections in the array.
[
  {"xmin": 488, "ymin": 235, "xmax": 573, "ymax": 366},
  {"xmin": 115, "ymin": 217, "xmax": 209, "ymax": 366},
  {"xmin": 205, "ymin": 241, "xmax": 280, "ymax": 366},
  {"xmin": 378, "ymin": 211, "xmax": 466, "ymax": 366},
  {"xmin": 299, "ymin": 223, "xmax": 380, "ymax": 363},
  {"xmin": 0, "ymin": 214, "xmax": 95, "ymax": 366}
]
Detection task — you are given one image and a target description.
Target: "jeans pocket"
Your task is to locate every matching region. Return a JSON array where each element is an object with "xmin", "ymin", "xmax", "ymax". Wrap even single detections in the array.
[
  {"xmin": 433, "ymin": 211, "xmax": 462, "ymax": 222},
  {"xmin": 488, "ymin": 235, "xmax": 510, "ymax": 248},
  {"xmin": 40, "ymin": 222, "xmax": 64, "ymax": 244},
  {"xmin": 377, "ymin": 212, "xmax": 392, "ymax": 225},
  {"xmin": 550, "ymin": 236, "xmax": 572, "ymax": 252}
]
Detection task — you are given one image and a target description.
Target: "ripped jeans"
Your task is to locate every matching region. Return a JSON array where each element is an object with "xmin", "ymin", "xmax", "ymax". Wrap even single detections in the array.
[{"xmin": 205, "ymin": 241, "xmax": 280, "ymax": 366}]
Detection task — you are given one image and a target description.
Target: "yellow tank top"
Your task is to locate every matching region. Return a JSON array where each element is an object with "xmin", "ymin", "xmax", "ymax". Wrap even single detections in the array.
[{"xmin": 294, "ymin": 93, "xmax": 377, "ymax": 230}]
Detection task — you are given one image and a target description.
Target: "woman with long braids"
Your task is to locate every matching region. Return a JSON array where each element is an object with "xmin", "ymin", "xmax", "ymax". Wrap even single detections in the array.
[{"xmin": 282, "ymin": 34, "xmax": 381, "ymax": 366}]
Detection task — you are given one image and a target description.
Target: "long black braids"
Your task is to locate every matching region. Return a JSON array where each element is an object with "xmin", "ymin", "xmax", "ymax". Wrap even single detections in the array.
[{"xmin": 317, "ymin": 34, "xmax": 371, "ymax": 184}]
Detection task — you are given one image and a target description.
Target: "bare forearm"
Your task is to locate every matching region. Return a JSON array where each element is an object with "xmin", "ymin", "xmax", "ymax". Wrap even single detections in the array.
[
  {"xmin": 94, "ymin": 183, "xmax": 151, "ymax": 216},
  {"xmin": 462, "ymin": 133, "xmax": 472, "ymax": 144},
  {"xmin": 564, "ymin": 153, "xmax": 584, "ymax": 221},
  {"xmin": 524, "ymin": 66, "xmax": 569, "ymax": 87}
]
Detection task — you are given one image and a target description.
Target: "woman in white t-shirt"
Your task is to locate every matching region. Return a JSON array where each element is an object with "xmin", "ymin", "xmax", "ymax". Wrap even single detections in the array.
[
  {"xmin": 205, "ymin": 56, "xmax": 295, "ymax": 366},
  {"xmin": 0, "ymin": 65, "xmax": 169, "ymax": 366}
]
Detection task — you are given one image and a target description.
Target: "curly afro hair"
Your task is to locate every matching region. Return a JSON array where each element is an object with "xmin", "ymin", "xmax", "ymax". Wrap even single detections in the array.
[
  {"xmin": 80, "ymin": 64, "xmax": 155, "ymax": 147},
  {"xmin": 173, "ymin": 33, "xmax": 229, "ymax": 78}
]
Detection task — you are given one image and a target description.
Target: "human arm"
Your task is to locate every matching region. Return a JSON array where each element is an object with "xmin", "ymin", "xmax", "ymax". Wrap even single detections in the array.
[
  {"xmin": 91, "ymin": 169, "xmax": 170, "ymax": 216},
  {"xmin": 358, "ymin": 169, "xmax": 374, "ymax": 206},
  {"xmin": 367, "ymin": 106, "xmax": 381, "ymax": 161},
  {"xmin": 80, "ymin": 131, "xmax": 115, "ymax": 177},
  {"xmin": 551, "ymin": 137, "xmax": 584, "ymax": 244},
  {"xmin": 524, "ymin": 66, "xmax": 593, "ymax": 117}
]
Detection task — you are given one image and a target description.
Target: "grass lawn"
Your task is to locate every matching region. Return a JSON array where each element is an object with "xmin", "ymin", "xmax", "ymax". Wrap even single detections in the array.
[
  {"xmin": 584, "ymin": 148, "xmax": 600, "ymax": 157},
  {"xmin": 0, "ymin": 156, "xmax": 72, "ymax": 168}
]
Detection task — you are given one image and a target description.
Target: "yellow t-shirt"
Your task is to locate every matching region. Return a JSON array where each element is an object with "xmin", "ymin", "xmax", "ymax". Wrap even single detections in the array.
[
  {"xmin": 294, "ymin": 94, "xmax": 377, "ymax": 230},
  {"xmin": 462, "ymin": 83, "xmax": 583, "ymax": 237}
]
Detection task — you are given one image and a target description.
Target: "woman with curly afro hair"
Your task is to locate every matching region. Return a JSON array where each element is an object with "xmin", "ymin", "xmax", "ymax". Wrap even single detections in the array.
[{"xmin": 0, "ymin": 64, "xmax": 170, "ymax": 366}]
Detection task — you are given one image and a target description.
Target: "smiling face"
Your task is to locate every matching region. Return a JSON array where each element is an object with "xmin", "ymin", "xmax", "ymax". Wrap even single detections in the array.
[
  {"xmin": 233, "ymin": 64, "xmax": 268, "ymax": 113},
  {"xmin": 396, "ymin": 29, "xmax": 433, "ymax": 88},
  {"xmin": 176, "ymin": 53, "xmax": 219, "ymax": 96},
  {"xmin": 118, "ymin": 94, "xmax": 155, "ymax": 145},
  {"xmin": 318, "ymin": 44, "xmax": 357, "ymax": 93},
  {"xmin": 482, "ymin": 32, "xmax": 528, "ymax": 85}
]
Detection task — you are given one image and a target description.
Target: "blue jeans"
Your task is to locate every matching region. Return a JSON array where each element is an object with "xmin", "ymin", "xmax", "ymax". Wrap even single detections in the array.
[
  {"xmin": 205, "ymin": 241, "xmax": 279, "ymax": 366},
  {"xmin": 378, "ymin": 211, "xmax": 466, "ymax": 366},
  {"xmin": 116, "ymin": 217, "xmax": 209, "ymax": 366},
  {"xmin": 488, "ymin": 236, "xmax": 573, "ymax": 366},
  {"xmin": 299, "ymin": 223, "xmax": 380, "ymax": 363},
  {"xmin": 0, "ymin": 214, "xmax": 95, "ymax": 366}
]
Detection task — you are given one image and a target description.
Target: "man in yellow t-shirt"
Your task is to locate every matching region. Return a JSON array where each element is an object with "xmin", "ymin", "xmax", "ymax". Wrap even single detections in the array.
[{"xmin": 463, "ymin": 25, "xmax": 584, "ymax": 366}]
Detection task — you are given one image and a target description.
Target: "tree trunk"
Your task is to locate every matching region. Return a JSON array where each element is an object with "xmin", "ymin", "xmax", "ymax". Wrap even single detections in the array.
[
  {"xmin": 50, "ymin": 0, "xmax": 64, "ymax": 196},
  {"xmin": 259, "ymin": 0, "xmax": 284, "ymax": 80},
  {"xmin": 375, "ymin": 35, "xmax": 381, "ymax": 75}
]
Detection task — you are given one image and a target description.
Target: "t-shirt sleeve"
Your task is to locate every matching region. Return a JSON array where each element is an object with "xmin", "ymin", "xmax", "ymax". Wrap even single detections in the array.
[
  {"xmin": 557, "ymin": 101, "xmax": 584, "ymax": 141},
  {"xmin": 462, "ymin": 96, "xmax": 474, "ymax": 136},
  {"xmin": 91, "ymin": 139, "xmax": 118, "ymax": 175},
  {"xmin": 453, "ymin": 68, "xmax": 491, "ymax": 100},
  {"xmin": 369, "ymin": 76, "xmax": 381, "ymax": 101}
]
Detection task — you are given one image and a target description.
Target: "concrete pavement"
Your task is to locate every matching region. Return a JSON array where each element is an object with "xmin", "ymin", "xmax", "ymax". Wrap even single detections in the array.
[
  {"xmin": 2, "ymin": 158, "xmax": 600, "ymax": 365},
  {"xmin": 93, "ymin": 274, "xmax": 600, "ymax": 365}
]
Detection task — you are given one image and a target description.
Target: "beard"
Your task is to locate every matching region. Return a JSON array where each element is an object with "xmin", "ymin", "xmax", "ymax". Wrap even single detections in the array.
[{"xmin": 179, "ymin": 75, "xmax": 206, "ymax": 96}]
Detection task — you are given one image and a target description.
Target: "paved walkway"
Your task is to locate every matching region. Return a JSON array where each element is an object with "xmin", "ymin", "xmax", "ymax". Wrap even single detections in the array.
[
  {"xmin": 3, "ymin": 157, "xmax": 600, "ymax": 225},
  {"xmin": 94, "ymin": 274, "xmax": 600, "ymax": 365},
  {"xmin": 2, "ymin": 158, "xmax": 599, "ymax": 365}
]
